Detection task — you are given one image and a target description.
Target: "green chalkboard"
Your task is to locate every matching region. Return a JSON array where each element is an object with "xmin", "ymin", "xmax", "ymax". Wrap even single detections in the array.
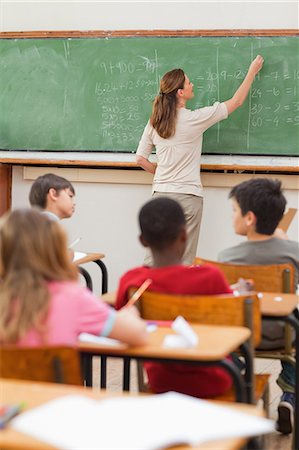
[{"xmin": 0, "ymin": 32, "xmax": 298, "ymax": 155}]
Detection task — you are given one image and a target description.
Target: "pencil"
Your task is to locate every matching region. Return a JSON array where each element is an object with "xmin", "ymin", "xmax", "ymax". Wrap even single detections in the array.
[
  {"xmin": 124, "ymin": 278, "xmax": 152, "ymax": 308},
  {"xmin": 69, "ymin": 237, "xmax": 82, "ymax": 249}
]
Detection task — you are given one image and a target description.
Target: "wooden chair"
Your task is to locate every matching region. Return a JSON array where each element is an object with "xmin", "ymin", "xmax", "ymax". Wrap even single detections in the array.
[
  {"xmin": 135, "ymin": 290, "xmax": 269, "ymax": 412},
  {"xmin": 0, "ymin": 346, "xmax": 82, "ymax": 385},
  {"xmin": 194, "ymin": 258, "xmax": 296, "ymax": 361},
  {"xmin": 194, "ymin": 258, "xmax": 295, "ymax": 294},
  {"xmin": 139, "ymin": 291, "xmax": 261, "ymax": 347}
]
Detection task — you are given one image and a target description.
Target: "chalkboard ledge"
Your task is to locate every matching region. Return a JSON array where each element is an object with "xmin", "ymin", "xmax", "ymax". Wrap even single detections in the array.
[{"xmin": 0, "ymin": 151, "xmax": 298, "ymax": 173}]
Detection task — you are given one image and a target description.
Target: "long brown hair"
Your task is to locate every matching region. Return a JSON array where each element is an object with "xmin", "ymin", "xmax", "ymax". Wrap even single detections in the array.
[
  {"xmin": 0, "ymin": 209, "xmax": 78, "ymax": 343},
  {"xmin": 150, "ymin": 68, "xmax": 185, "ymax": 139}
]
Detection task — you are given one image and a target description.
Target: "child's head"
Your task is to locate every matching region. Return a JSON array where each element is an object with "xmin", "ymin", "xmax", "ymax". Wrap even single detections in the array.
[
  {"xmin": 138, "ymin": 197, "xmax": 186, "ymax": 253},
  {"xmin": 0, "ymin": 208, "xmax": 78, "ymax": 343},
  {"xmin": 29, "ymin": 173, "xmax": 76, "ymax": 219},
  {"xmin": 229, "ymin": 178, "xmax": 286, "ymax": 236}
]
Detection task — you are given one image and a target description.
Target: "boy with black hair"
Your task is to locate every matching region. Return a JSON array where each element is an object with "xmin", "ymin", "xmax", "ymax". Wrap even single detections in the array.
[
  {"xmin": 29, "ymin": 173, "xmax": 76, "ymax": 221},
  {"xmin": 218, "ymin": 177, "xmax": 299, "ymax": 435},
  {"xmin": 116, "ymin": 197, "xmax": 234, "ymax": 399}
]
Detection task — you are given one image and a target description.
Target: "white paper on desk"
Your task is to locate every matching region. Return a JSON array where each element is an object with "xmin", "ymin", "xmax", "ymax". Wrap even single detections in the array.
[
  {"xmin": 78, "ymin": 332, "xmax": 123, "ymax": 347},
  {"xmin": 12, "ymin": 392, "xmax": 274, "ymax": 450},
  {"xmin": 163, "ymin": 334, "xmax": 191, "ymax": 348},
  {"xmin": 172, "ymin": 316, "xmax": 198, "ymax": 346},
  {"xmin": 73, "ymin": 251, "xmax": 87, "ymax": 262},
  {"xmin": 163, "ymin": 315, "xmax": 198, "ymax": 348}
]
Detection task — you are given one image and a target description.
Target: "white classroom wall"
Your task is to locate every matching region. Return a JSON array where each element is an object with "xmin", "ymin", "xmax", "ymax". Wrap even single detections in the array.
[
  {"xmin": 1, "ymin": 1, "xmax": 299, "ymax": 31},
  {"xmin": 3, "ymin": 1, "xmax": 299, "ymax": 292}
]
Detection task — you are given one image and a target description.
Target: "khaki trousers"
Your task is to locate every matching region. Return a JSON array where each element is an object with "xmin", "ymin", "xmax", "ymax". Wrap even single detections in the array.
[{"xmin": 143, "ymin": 192, "xmax": 203, "ymax": 266}]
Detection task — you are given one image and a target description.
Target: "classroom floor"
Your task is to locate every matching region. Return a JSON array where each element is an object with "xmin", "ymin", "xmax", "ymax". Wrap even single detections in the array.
[{"xmin": 92, "ymin": 357, "xmax": 293, "ymax": 450}]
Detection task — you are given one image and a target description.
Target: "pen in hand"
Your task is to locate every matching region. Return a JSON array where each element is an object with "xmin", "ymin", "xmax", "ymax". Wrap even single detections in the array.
[
  {"xmin": 69, "ymin": 237, "xmax": 82, "ymax": 249},
  {"xmin": 123, "ymin": 279, "xmax": 152, "ymax": 308}
]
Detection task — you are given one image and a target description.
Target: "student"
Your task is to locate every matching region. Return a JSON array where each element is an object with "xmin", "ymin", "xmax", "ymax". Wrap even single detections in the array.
[
  {"xmin": 115, "ymin": 197, "xmax": 234, "ymax": 398},
  {"xmin": 29, "ymin": 173, "xmax": 76, "ymax": 221},
  {"xmin": 218, "ymin": 178, "xmax": 299, "ymax": 435},
  {"xmin": 0, "ymin": 209, "xmax": 148, "ymax": 347},
  {"xmin": 136, "ymin": 56, "xmax": 264, "ymax": 265}
]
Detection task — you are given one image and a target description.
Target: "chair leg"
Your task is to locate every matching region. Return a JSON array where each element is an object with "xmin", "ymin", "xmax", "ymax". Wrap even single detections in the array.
[
  {"xmin": 137, "ymin": 361, "xmax": 148, "ymax": 392},
  {"xmin": 284, "ymin": 324, "xmax": 293, "ymax": 356},
  {"xmin": 262, "ymin": 382, "xmax": 270, "ymax": 417}
]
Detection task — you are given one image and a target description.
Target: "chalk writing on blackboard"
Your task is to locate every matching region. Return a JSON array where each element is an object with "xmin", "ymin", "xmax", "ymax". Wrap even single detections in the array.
[{"xmin": 0, "ymin": 35, "xmax": 298, "ymax": 155}]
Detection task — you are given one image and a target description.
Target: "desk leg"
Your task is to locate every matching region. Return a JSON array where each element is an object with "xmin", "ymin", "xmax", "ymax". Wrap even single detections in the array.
[
  {"xmin": 219, "ymin": 359, "xmax": 246, "ymax": 403},
  {"xmin": 100, "ymin": 356, "xmax": 107, "ymax": 389},
  {"xmin": 79, "ymin": 266, "xmax": 93, "ymax": 291},
  {"xmin": 94, "ymin": 260, "xmax": 108, "ymax": 294},
  {"xmin": 81, "ymin": 354, "xmax": 93, "ymax": 387},
  {"xmin": 240, "ymin": 341, "xmax": 255, "ymax": 404},
  {"xmin": 123, "ymin": 357, "xmax": 131, "ymax": 391}
]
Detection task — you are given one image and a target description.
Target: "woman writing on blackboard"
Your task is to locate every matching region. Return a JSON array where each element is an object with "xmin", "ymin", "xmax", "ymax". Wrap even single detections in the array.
[{"xmin": 136, "ymin": 55, "xmax": 264, "ymax": 265}]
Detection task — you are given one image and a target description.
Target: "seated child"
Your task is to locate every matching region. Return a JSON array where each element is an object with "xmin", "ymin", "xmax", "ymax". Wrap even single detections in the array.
[
  {"xmin": 29, "ymin": 173, "xmax": 76, "ymax": 221},
  {"xmin": 218, "ymin": 178, "xmax": 299, "ymax": 435},
  {"xmin": 0, "ymin": 209, "xmax": 148, "ymax": 347},
  {"xmin": 115, "ymin": 197, "xmax": 234, "ymax": 398}
]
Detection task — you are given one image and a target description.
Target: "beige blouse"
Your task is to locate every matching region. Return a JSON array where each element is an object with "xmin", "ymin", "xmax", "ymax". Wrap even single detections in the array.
[{"xmin": 136, "ymin": 102, "xmax": 228, "ymax": 197}]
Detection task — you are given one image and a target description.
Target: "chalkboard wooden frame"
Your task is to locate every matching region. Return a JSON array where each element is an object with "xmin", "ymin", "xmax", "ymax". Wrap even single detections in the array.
[
  {"xmin": 1, "ymin": 30, "xmax": 298, "ymax": 38},
  {"xmin": 0, "ymin": 29, "xmax": 298, "ymax": 170}
]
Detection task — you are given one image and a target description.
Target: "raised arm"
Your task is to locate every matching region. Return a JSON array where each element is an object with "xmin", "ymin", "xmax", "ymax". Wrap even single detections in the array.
[{"xmin": 224, "ymin": 55, "xmax": 264, "ymax": 115}]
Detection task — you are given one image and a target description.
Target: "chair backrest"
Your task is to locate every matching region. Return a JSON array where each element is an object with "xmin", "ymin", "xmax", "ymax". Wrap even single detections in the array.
[
  {"xmin": 193, "ymin": 258, "xmax": 295, "ymax": 294},
  {"xmin": 137, "ymin": 290, "xmax": 261, "ymax": 347},
  {"xmin": 0, "ymin": 346, "xmax": 82, "ymax": 385}
]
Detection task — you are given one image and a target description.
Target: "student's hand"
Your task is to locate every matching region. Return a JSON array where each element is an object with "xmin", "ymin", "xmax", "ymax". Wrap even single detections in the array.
[
  {"xmin": 123, "ymin": 305, "xmax": 141, "ymax": 317},
  {"xmin": 109, "ymin": 307, "xmax": 148, "ymax": 346},
  {"xmin": 231, "ymin": 278, "xmax": 255, "ymax": 294},
  {"xmin": 249, "ymin": 55, "xmax": 264, "ymax": 76}
]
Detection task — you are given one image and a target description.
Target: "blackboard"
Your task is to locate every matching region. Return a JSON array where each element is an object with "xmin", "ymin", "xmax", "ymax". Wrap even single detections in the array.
[{"xmin": 0, "ymin": 31, "xmax": 298, "ymax": 156}]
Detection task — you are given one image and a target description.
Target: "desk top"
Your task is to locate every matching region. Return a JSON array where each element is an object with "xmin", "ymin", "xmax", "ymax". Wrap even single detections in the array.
[
  {"xmin": 73, "ymin": 252, "xmax": 105, "ymax": 265},
  {"xmin": 0, "ymin": 379, "xmax": 264, "ymax": 450},
  {"xmin": 259, "ymin": 292, "xmax": 299, "ymax": 317},
  {"xmin": 79, "ymin": 324, "xmax": 251, "ymax": 361}
]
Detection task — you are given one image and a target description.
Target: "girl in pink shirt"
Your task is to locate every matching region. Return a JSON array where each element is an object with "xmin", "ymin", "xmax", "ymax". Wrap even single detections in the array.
[{"xmin": 0, "ymin": 209, "xmax": 148, "ymax": 347}]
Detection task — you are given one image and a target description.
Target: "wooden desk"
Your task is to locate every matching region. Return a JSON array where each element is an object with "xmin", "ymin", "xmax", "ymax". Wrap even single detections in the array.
[
  {"xmin": 99, "ymin": 291, "xmax": 299, "ymax": 445},
  {"xmin": 79, "ymin": 324, "xmax": 252, "ymax": 403},
  {"xmin": 259, "ymin": 292, "xmax": 298, "ymax": 317},
  {"xmin": 259, "ymin": 292, "xmax": 299, "ymax": 449},
  {"xmin": 0, "ymin": 379, "xmax": 265, "ymax": 450},
  {"xmin": 74, "ymin": 252, "xmax": 108, "ymax": 294}
]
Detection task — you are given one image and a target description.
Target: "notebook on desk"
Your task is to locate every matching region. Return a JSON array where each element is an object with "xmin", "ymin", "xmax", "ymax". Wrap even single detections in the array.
[
  {"xmin": 12, "ymin": 392, "xmax": 274, "ymax": 449},
  {"xmin": 73, "ymin": 251, "xmax": 87, "ymax": 262}
]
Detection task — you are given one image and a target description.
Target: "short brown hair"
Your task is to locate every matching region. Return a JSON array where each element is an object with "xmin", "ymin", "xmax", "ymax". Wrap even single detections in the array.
[{"xmin": 29, "ymin": 173, "xmax": 75, "ymax": 208}]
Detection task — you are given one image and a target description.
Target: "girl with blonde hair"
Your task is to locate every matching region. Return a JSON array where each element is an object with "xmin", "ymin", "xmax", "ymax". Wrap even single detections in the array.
[
  {"xmin": 0, "ymin": 208, "xmax": 148, "ymax": 346},
  {"xmin": 136, "ymin": 56, "xmax": 264, "ymax": 265}
]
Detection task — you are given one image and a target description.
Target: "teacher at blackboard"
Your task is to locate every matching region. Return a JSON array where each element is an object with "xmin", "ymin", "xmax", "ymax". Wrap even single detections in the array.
[{"xmin": 136, "ymin": 55, "xmax": 264, "ymax": 265}]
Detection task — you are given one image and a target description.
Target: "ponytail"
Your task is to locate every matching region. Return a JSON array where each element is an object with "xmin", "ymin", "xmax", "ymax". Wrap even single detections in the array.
[{"xmin": 150, "ymin": 69, "xmax": 185, "ymax": 139}]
